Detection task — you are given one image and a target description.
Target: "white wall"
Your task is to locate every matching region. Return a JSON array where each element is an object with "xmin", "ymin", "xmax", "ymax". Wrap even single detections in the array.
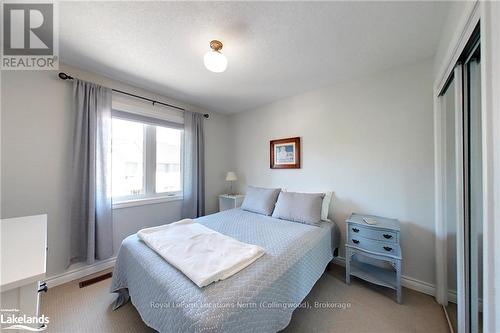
[
  {"xmin": 0, "ymin": 58, "xmax": 437, "ymax": 286},
  {"xmin": 434, "ymin": 1, "xmax": 477, "ymax": 82},
  {"xmin": 229, "ymin": 59, "xmax": 436, "ymax": 285},
  {"xmin": 0, "ymin": 64, "xmax": 231, "ymax": 277}
]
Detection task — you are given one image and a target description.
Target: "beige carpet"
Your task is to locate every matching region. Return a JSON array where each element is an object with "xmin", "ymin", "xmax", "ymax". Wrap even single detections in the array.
[{"xmin": 41, "ymin": 265, "xmax": 448, "ymax": 333}]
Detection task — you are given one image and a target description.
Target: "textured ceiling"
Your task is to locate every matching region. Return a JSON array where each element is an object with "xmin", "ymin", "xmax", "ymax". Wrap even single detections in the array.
[{"xmin": 59, "ymin": 1, "xmax": 450, "ymax": 113}]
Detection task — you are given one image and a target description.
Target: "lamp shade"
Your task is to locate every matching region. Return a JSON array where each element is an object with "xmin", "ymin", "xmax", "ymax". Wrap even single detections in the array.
[
  {"xmin": 204, "ymin": 50, "xmax": 228, "ymax": 73},
  {"xmin": 225, "ymin": 171, "xmax": 237, "ymax": 181}
]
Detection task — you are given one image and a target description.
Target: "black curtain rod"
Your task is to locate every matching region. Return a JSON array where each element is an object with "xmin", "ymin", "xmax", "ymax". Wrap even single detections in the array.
[{"xmin": 58, "ymin": 72, "xmax": 209, "ymax": 118}]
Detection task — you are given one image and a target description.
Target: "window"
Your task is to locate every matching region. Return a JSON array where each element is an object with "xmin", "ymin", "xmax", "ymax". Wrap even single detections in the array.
[
  {"xmin": 156, "ymin": 126, "xmax": 182, "ymax": 193},
  {"xmin": 111, "ymin": 114, "xmax": 182, "ymax": 206},
  {"xmin": 112, "ymin": 118, "xmax": 145, "ymax": 197}
]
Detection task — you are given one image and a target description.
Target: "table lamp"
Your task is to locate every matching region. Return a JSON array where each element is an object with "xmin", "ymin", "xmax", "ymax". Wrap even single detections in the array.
[{"xmin": 225, "ymin": 171, "xmax": 237, "ymax": 195}]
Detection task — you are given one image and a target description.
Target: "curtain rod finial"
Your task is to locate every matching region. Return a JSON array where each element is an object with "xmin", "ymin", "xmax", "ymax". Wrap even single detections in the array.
[{"xmin": 58, "ymin": 72, "xmax": 73, "ymax": 80}]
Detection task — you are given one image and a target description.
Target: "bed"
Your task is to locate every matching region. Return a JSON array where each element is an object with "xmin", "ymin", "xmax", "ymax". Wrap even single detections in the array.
[{"xmin": 110, "ymin": 208, "xmax": 340, "ymax": 333}]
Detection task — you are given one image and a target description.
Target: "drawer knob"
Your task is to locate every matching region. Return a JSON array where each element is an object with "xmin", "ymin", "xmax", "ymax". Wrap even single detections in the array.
[
  {"xmin": 352, "ymin": 228, "xmax": 360, "ymax": 233},
  {"xmin": 383, "ymin": 234, "xmax": 392, "ymax": 239},
  {"xmin": 383, "ymin": 246, "xmax": 392, "ymax": 252},
  {"xmin": 352, "ymin": 239, "xmax": 360, "ymax": 244}
]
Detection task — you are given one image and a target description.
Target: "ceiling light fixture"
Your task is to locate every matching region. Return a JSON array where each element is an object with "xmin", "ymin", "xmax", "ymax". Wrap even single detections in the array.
[{"xmin": 204, "ymin": 40, "xmax": 228, "ymax": 73}]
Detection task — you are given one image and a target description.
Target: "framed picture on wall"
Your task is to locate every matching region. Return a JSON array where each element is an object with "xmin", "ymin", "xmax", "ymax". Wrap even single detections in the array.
[{"xmin": 270, "ymin": 137, "xmax": 301, "ymax": 169}]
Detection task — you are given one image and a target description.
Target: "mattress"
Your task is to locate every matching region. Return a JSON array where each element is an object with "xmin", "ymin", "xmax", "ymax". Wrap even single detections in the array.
[{"xmin": 110, "ymin": 208, "xmax": 340, "ymax": 333}]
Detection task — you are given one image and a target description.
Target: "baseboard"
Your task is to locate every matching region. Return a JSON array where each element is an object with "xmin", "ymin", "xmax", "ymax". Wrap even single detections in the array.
[
  {"xmin": 44, "ymin": 257, "xmax": 116, "ymax": 289},
  {"xmin": 332, "ymin": 256, "xmax": 436, "ymax": 297},
  {"xmin": 401, "ymin": 274, "xmax": 436, "ymax": 297}
]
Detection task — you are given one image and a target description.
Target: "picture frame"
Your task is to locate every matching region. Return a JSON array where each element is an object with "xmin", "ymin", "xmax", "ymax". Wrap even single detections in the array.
[{"xmin": 270, "ymin": 137, "xmax": 301, "ymax": 169}]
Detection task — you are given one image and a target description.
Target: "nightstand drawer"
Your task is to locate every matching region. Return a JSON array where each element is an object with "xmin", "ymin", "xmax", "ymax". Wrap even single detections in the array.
[
  {"xmin": 348, "ymin": 224, "xmax": 398, "ymax": 244},
  {"xmin": 348, "ymin": 237, "xmax": 400, "ymax": 257}
]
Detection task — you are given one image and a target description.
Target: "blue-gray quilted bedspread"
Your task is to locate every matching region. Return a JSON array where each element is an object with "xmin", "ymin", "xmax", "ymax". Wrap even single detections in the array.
[{"xmin": 110, "ymin": 208, "xmax": 339, "ymax": 333}]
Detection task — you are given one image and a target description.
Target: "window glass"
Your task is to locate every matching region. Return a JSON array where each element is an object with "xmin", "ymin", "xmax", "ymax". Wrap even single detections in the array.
[
  {"xmin": 112, "ymin": 118, "xmax": 144, "ymax": 197},
  {"xmin": 156, "ymin": 126, "xmax": 182, "ymax": 193}
]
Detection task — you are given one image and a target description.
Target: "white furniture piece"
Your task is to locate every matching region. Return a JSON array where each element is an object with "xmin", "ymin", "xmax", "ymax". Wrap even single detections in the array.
[
  {"xmin": 219, "ymin": 194, "xmax": 245, "ymax": 211},
  {"xmin": 1, "ymin": 215, "xmax": 48, "ymax": 330}
]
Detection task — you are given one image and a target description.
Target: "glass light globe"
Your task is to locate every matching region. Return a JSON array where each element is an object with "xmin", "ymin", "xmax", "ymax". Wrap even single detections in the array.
[{"xmin": 204, "ymin": 50, "xmax": 228, "ymax": 73}]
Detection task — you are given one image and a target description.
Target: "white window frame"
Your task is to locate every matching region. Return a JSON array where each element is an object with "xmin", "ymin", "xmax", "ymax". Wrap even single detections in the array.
[{"xmin": 111, "ymin": 111, "xmax": 184, "ymax": 209}]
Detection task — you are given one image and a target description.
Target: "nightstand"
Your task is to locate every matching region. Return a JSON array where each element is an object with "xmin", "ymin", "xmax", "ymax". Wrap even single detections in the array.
[
  {"xmin": 345, "ymin": 213, "xmax": 402, "ymax": 303},
  {"xmin": 218, "ymin": 194, "xmax": 245, "ymax": 212}
]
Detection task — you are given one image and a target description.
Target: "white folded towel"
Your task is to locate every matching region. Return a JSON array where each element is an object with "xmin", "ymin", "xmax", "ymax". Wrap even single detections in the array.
[{"xmin": 137, "ymin": 219, "xmax": 265, "ymax": 287}]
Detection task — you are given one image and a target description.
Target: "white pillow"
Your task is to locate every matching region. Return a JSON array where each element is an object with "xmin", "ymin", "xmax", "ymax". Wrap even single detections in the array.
[
  {"xmin": 321, "ymin": 191, "xmax": 333, "ymax": 221},
  {"xmin": 281, "ymin": 189, "xmax": 333, "ymax": 221}
]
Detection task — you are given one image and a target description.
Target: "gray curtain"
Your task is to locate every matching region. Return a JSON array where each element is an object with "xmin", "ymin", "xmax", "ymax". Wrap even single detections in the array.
[
  {"xmin": 70, "ymin": 79, "xmax": 113, "ymax": 265},
  {"xmin": 182, "ymin": 111, "xmax": 205, "ymax": 218}
]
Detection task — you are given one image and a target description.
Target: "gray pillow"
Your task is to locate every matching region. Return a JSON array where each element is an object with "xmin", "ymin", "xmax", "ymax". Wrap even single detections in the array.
[
  {"xmin": 272, "ymin": 192, "xmax": 325, "ymax": 225},
  {"xmin": 241, "ymin": 186, "xmax": 281, "ymax": 216}
]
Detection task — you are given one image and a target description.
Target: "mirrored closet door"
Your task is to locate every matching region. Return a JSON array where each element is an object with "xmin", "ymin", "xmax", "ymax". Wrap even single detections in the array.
[
  {"xmin": 438, "ymin": 26, "xmax": 482, "ymax": 333},
  {"xmin": 441, "ymin": 75, "xmax": 458, "ymax": 333},
  {"xmin": 464, "ymin": 43, "xmax": 482, "ymax": 333}
]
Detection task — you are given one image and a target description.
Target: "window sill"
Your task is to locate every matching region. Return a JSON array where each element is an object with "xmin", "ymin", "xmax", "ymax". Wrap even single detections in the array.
[{"xmin": 112, "ymin": 195, "xmax": 183, "ymax": 209}]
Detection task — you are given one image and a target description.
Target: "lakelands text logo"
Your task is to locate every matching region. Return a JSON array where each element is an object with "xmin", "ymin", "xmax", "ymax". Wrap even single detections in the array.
[
  {"xmin": 1, "ymin": 309, "xmax": 49, "ymax": 331},
  {"xmin": 1, "ymin": 1, "xmax": 59, "ymax": 70}
]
